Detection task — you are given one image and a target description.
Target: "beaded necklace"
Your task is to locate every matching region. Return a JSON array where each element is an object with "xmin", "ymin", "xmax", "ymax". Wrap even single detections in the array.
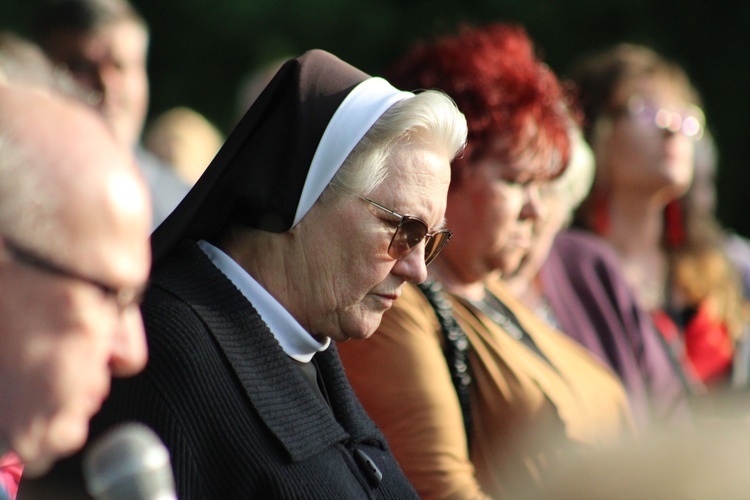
[{"xmin": 417, "ymin": 279, "xmax": 473, "ymax": 447}]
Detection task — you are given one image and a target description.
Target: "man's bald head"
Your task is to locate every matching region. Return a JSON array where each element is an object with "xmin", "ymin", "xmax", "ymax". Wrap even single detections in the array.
[
  {"xmin": 0, "ymin": 83, "xmax": 150, "ymax": 254},
  {"xmin": 0, "ymin": 83, "xmax": 152, "ymax": 475}
]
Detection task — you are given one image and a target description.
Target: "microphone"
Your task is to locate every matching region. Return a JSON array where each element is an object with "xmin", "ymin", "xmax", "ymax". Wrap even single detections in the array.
[{"xmin": 82, "ymin": 423, "xmax": 177, "ymax": 500}]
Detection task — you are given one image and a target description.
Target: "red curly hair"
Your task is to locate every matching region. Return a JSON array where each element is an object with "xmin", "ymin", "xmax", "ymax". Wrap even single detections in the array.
[{"xmin": 386, "ymin": 23, "xmax": 574, "ymax": 185}]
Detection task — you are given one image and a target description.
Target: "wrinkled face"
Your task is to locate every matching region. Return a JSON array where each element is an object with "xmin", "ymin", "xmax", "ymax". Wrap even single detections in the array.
[
  {"xmin": 0, "ymin": 180, "xmax": 150, "ymax": 477},
  {"xmin": 44, "ymin": 21, "xmax": 150, "ymax": 148},
  {"xmin": 595, "ymin": 77, "xmax": 699, "ymax": 201},
  {"xmin": 440, "ymin": 156, "xmax": 545, "ymax": 281},
  {"xmin": 291, "ymin": 140, "xmax": 452, "ymax": 342}
]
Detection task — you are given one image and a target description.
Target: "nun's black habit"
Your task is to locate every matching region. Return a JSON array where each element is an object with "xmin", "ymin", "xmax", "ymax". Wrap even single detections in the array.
[{"xmin": 19, "ymin": 49, "xmax": 420, "ymax": 499}]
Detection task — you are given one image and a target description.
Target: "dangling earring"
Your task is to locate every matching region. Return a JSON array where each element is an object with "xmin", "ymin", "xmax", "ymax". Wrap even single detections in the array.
[
  {"xmin": 591, "ymin": 189, "xmax": 610, "ymax": 236},
  {"xmin": 664, "ymin": 199, "xmax": 685, "ymax": 249},
  {"xmin": 588, "ymin": 119, "xmax": 613, "ymax": 236}
]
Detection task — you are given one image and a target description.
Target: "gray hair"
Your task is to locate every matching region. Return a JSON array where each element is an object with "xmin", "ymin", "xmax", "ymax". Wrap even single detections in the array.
[
  {"xmin": 0, "ymin": 31, "xmax": 81, "ymax": 96},
  {"xmin": 322, "ymin": 89, "xmax": 466, "ymax": 202},
  {"xmin": 0, "ymin": 126, "xmax": 63, "ymax": 250}
]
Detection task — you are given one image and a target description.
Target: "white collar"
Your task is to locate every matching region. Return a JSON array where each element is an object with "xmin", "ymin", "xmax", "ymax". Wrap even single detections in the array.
[{"xmin": 198, "ymin": 240, "xmax": 330, "ymax": 362}]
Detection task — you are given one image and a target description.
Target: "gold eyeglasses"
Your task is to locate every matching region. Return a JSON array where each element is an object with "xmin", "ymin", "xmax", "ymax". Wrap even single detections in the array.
[{"xmin": 358, "ymin": 197, "xmax": 452, "ymax": 265}]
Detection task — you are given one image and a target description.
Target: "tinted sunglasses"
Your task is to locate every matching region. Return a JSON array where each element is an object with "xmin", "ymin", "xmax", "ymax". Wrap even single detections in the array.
[
  {"xmin": 2, "ymin": 235, "xmax": 145, "ymax": 313},
  {"xmin": 358, "ymin": 197, "xmax": 452, "ymax": 265}
]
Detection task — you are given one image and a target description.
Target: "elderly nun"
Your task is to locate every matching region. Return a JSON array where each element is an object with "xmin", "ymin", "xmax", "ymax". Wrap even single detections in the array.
[{"xmin": 24, "ymin": 49, "xmax": 466, "ymax": 498}]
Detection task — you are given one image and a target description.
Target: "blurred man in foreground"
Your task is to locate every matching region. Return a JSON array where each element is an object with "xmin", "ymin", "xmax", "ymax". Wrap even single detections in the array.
[{"xmin": 0, "ymin": 83, "xmax": 152, "ymax": 486}]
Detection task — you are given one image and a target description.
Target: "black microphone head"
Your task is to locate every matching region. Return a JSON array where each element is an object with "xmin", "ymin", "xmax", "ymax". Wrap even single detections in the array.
[{"xmin": 83, "ymin": 422, "xmax": 176, "ymax": 500}]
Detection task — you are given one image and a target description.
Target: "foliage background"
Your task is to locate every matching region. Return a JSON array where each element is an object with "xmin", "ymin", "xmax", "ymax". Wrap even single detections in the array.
[{"xmin": 3, "ymin": 0, "xmax": 750, "ymax": 236}]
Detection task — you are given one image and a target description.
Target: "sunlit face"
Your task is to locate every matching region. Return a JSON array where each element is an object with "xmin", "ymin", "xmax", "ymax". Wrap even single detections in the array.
[
  {"xmin": 290, "ymin": 140, "xmax": 452, "ymax": 342},
  {"xmin": 440, "ymin": 156, "xmax": 545, "ymax": 281},
  {"xmin": 44, "ymin": 20, "xmax": 150, "ymax": 148},
  {"xmin": 595, "ymin": 77, "xmax": 699, "ymax": 201},
  {"xmin": 0, "ymin": 264, "xmax": 141, "ymax": 476},
  {"xmin": 0, "ymin": 109, "xmax": 151, "ymax": 476},
  {"xmin": 0, "ymin": 226, "xmax": 149, "ymax": 477}
]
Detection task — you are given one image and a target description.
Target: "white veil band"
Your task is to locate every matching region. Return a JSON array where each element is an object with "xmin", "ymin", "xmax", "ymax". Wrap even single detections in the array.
[{"xmin": 292, "ymin": 77, "xmax": 414, "ymax": 226}]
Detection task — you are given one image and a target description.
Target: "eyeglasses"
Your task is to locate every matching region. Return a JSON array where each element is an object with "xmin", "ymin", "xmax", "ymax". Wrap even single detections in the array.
[
  {"xmin": 615, "ymin": 95, "xmax": 705, "ymax": 140},
  {"xmin": 358, "ymin": 197, "xmax": 452, "ymax": 265},
  {"xmin": 2, "ymin": 235, "xmax": 145, "ymax": 313}
]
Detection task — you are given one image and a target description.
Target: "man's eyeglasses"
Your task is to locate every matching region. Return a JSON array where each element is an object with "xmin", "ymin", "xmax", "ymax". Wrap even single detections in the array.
[
  {"xmin": 358, "ymin": 197, "xmax": 452, "ymax": 265},
  {"xmin": 614, "ymin": 94, "xmax": 705, "ymax": 141},
  {"xmin": 2, "ymin": 235, "xmax": 145, "ymax": 313}
]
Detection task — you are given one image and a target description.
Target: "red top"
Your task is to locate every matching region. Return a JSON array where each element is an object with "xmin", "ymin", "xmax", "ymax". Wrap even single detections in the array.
[
  {"xmin": 0, "ymin": 452, "xmax": 23, "ymax": 499},
  {"xmin": 652, "ymin": 301, "xmax": 733, "ymax": 386}
]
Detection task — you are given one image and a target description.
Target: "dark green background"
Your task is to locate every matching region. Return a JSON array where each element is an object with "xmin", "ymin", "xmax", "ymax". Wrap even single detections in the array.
[{"xmin": 3, "ymin": 0, "xmax": 749, "ymax": 236}]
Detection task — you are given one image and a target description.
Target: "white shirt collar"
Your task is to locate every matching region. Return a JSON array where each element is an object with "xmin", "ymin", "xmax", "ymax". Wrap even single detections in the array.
[{"xmin": 198, "ymin": 239, "xmax": 330, "ymax": 362}]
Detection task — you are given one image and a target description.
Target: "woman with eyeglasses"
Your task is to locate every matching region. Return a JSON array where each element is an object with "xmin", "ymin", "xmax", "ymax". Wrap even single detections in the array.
[
  {"xmin": 568, "ymin": 44, "xmax": 748, "ymax": 395},
  {"xmin": 25, "ymin": 49, "xmax": 467, "ymax": 498},
  {"xmin": 338, "ymin": 24, "xmax": 635, "ymax": 499}
]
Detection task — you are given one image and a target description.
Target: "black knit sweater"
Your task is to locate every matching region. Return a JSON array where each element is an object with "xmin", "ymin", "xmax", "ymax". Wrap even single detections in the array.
[{"xmin": 20, "ymin": 240, "xmax": 417, "ymax": 499}]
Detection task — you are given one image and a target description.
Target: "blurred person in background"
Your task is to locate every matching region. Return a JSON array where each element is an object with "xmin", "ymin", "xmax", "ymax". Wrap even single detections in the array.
[
  {"xmin": 0, "ymin": 84, "xmax": 151, "ymax": 495},
  {"xmin": 689, "ymin": 131, "xmax": 750, "ymax": 299},
  {"xmin": 339, "ymin": 23, "xmax": 635, "ymax": 499},
  {"xmin": 143, "ymin": 106, "xmax": 224, "ymax": 185},
  {"xmin": 569, "ymin": 44, "xmax": 749, "ymax": 397},
  {"xmin": 32, "ymin": 0, "xmax": 189, "ymax": 228},
  {"xmin": 689, "ymin": 131, "xmax": 750, "ymax": 296},
  {"xmin": 505, "ymin": 117, "xmax": 691, "ymax": 430},
  {"xmin": 233, "ymin": 57, "xmax": 288, "ymax": 122},
  {"xmin": 23, "ymin": 49, "xmax": 467, "ymax": 498},
  {"xmin": 0, "ymin": 31, "xmax": 77, "ymax": 92},
  {"xmin": 686, "ymin": 130, "xmax": 750, "ymax": 387}
]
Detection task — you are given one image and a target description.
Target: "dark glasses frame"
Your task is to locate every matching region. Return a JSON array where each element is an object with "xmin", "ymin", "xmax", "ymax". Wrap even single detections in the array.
[
  {"xmin": 359, "ymin": 197, "xmax": 452, "ymax": 265},
  {"xmin": 1, "ymin": 235, "xmax": 145, "ymax": 312}
]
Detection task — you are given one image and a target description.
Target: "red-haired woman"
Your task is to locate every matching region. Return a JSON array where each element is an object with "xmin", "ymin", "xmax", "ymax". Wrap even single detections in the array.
[
  {"xmin": 338, "ymin": 24, "xmax": 635, "ymax": 499},
  {"xmin": 568, "ymin": 44, "xmax": 748, "ymax": 394}
]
